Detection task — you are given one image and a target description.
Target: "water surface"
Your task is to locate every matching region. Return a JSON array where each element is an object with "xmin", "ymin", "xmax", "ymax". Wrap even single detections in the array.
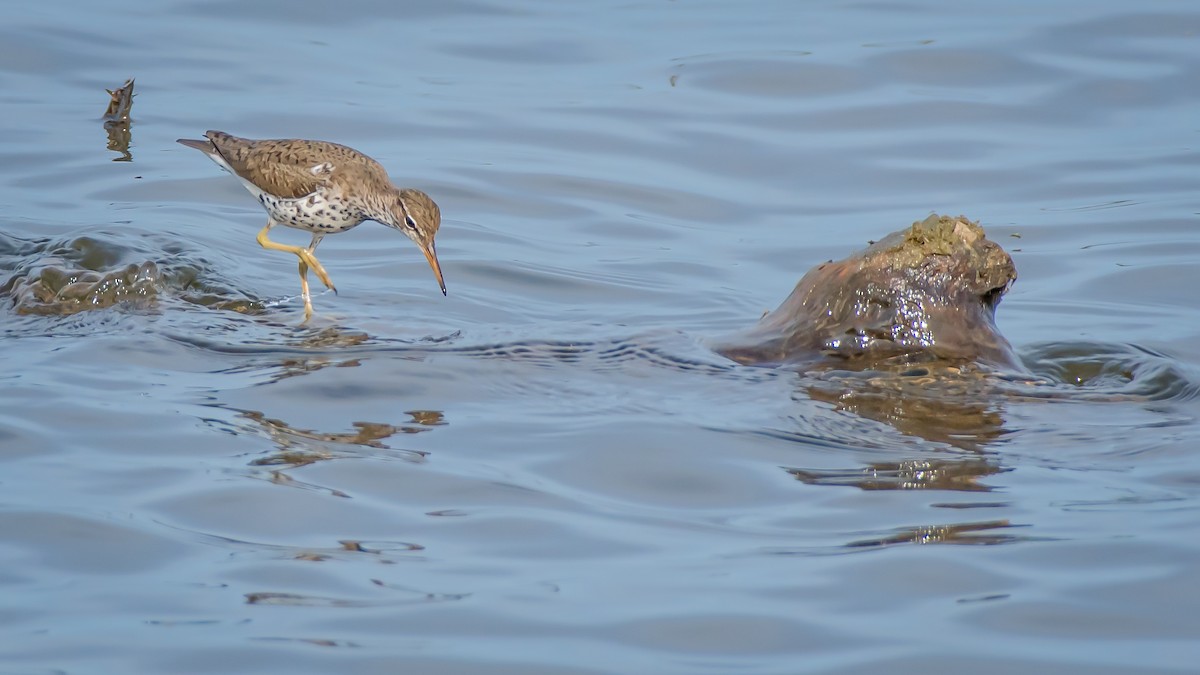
[{"xmin": 1, "ymin": 1, "xmax": 1199, "ymax": 673}]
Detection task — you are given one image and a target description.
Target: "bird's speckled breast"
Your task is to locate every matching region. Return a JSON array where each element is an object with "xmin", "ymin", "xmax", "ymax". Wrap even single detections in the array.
[{"xmin": 259, "ymin": 187, "xmax": 364, "ymax": 234}]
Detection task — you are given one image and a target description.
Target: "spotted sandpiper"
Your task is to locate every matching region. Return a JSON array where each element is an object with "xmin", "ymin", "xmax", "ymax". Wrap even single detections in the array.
[{"xmin": 177, "ymin": 130, "xmax": 445, "ymax": 319}]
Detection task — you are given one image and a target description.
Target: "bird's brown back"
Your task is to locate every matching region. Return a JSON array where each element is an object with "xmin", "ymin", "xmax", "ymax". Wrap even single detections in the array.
[{"xmin": 203, "ymin": 131, "xmax": 395, "ymax": 200}]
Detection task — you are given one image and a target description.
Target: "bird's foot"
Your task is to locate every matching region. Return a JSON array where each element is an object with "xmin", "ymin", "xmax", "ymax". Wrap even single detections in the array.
[{"xmin": 301, "ymin": 251, "xmax": 338, "ymax": 295}]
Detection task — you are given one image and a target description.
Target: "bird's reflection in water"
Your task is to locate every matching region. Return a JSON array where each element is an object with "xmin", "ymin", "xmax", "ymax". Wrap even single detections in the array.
[
  {"xmin": 242, "ymin": 408, "xmax": 444, "ymax": 466},
  {"xmin": 253, "ymin": 328, "xmax": 375, "ymax": 383},
  {"xmin": 251, "ymin": 326, "xmax": 451, "ymax": 384},
  {"xmin": 290, "ymin": 326, "xmax": 372, "ymax": 349},
  {"xmin": 267, "ymin": 355, "xmax": 363, "ymax": 383},
  {"xmin": 231, "ymin": 408, "xmax": 445, "ymax": 495}
]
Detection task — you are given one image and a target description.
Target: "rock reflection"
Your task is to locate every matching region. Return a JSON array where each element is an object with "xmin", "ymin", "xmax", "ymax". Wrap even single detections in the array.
[
  {"xmin": 844, "ymin": 520, "xmax": 1029, "ymax": 548},
  {"xmin": 804, "ymin": 360, "xmax": 1014, "ymax": 452},
  {"xmin": 786, "ymin": 457, "xmax": 1008, "ymax": 492},
  {"xmin": 778, "ymin": 361, "xmax": 1016, "ymax": 491}
]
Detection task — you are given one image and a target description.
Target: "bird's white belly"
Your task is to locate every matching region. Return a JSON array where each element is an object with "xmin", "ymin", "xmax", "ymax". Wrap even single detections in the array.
[
  {"xmin": 259, "ymin": 191, "xmax": 362, "ymax": 234},
  {"xmin": 203, "ymin": 152, "xmax": 363, "ymax": 234}
]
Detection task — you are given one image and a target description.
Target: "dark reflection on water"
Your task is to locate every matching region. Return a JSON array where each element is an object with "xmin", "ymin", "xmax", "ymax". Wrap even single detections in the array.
[
  {"xmin": 165, "ymin": 521, "xmax": 428, "ymax": 562},
  {"xmin": 237, "ymin": 406, "xmax": 439, "ymax": 463},
  {"xmin": 757, "ymin": 520, "xmax": 1043, "ymax": 556},
  {"xmin": 750, "ymin": 342, "xmax": 1198, "ymax": 457},
  {"xmin": 245, "ymin": 588, "xmax": 469, "ymax": 607},
  {"xmin": 101, "ymin": 77, "xmax": 134, "ymax": 162},
  {"xmin": 786, "ymin": 458, "xmax": 1010, "ymax": 492},
  {"xmin": 802, "ymin": 363, "xmax": 1016, "ymax": 452},
  {"xmin": 249, "ymin": 636, "xmax": 361, "ymax": 649},
  {"xmin": 843, "ymin": 520, "xmax": 1034, "ymax": 549}
]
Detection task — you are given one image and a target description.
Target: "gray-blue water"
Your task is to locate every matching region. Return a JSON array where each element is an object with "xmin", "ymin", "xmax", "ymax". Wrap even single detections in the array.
[{"xmin": 2, "ymin": 1, "xmax": 1198, "ymax": 672}]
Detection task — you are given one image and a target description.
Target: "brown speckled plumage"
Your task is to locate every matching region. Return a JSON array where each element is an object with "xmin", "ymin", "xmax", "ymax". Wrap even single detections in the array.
[
  {"xmin": 178, "ymin": 130, "xmax": 445, "ymax": 319},
  {"xmin": 190, "ymin": 132, "xmax": 391, "ymax": 200}
]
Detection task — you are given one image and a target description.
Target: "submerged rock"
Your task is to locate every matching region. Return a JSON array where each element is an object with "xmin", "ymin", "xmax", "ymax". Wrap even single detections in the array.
[
  {"xmin": 2, "ymin": 261, "xmax": 162, "ymax": 315},
  {"xmin": 715, "ymin": 214, "xmax": 1021, "ymax": 371},
  {"xmin": 0, "ymin": 233, "xmax": 264, "ymax": 317}
]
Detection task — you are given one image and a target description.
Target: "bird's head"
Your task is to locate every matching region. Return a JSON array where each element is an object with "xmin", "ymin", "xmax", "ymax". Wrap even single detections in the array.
[{"xmin": 389, "ymin": 188, "xmax": 446, "ymax": 295}]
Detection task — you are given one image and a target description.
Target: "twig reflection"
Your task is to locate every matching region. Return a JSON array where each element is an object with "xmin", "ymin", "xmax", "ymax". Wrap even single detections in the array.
[{"xmin": 102, "ymin": 78, "xmax": 135, "ymax": 161}]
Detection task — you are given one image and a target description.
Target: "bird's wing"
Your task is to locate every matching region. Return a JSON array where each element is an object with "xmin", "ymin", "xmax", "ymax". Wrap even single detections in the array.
[{"xmin": 207, "ymin": 133, "xmax": 337, "ymax": 200}]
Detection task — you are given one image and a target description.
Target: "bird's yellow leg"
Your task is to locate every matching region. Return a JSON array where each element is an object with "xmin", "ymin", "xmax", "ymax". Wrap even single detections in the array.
[
  {"xmin": 256, "ymin": 224, "xmax": 337, "ymax": 294},
  {"xmin": 298, "ymin": 258, "xmax": 314, "ymax": 320},
  {"xmin": 301, "ymin": 252, "xmax": 337, "ymax": 294},
  {"xmin": 303, "ymin": 233, "xmax": 336, "ymax": 295}
]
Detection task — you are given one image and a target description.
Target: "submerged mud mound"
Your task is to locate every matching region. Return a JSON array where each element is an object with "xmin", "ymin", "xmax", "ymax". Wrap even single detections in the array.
[
  {"xmin": 715, "ymin": 214, "xmax": 1021, "ymax": 371},
  {"xmin": 0, "ymin": 231, "xmax": 261, "ymax": 317},
  {"xmin": 3, "ymin": 261, "xmax": 162, "ymax": 316}
]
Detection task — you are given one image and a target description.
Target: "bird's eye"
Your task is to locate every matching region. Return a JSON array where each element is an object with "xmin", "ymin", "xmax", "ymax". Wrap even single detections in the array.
[{"xmin": 405, "ymin": 215, "xmax": 419, "ymax": 231}]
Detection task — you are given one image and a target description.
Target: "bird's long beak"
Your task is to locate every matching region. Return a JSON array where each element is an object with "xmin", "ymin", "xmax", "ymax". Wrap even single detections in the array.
[{"xmin": 422, "ymin": 241, "xmax": 447, "ymax": 296}]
